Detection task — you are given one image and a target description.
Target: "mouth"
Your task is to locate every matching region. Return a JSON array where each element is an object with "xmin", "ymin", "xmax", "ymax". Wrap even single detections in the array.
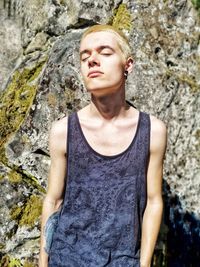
[{"xmin": 88, "ymin": 71, "xmax": 103, "ymax": 78}]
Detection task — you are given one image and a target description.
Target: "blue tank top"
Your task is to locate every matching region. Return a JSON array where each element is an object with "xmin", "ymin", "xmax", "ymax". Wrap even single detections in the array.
[{"xmin": 48, "ymin": 110, "xmax": 151, "ymax": 267}]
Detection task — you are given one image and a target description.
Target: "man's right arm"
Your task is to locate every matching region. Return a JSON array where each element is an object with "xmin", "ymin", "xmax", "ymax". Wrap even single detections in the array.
[{"xmin": 39, "ymin": 118, "xmax": 68, "ymax": 267}]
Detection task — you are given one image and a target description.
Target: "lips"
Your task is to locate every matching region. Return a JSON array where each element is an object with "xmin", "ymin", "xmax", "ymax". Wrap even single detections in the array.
[{"xmin": 88, "ymin": 70, "xmax": 103, "ymax": 78}]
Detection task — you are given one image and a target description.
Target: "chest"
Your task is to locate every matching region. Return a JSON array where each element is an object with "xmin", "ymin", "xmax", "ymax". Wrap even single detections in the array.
[{"xmin": 79, "ymin": 119, "xmax": 138, "ymax": 156}]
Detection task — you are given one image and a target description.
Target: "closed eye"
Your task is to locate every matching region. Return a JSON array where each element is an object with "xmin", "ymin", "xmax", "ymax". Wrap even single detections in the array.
[
  {"xmin": 101, "ymin": 49, "xmax": 113, "ymax": 55},
  {"xmin": 101, "ymin": 52, "xmax": 112, "ymax": 56},
  {"xmin": 81, "ymin": 56, "xmax": 89, "ymax": 62}
]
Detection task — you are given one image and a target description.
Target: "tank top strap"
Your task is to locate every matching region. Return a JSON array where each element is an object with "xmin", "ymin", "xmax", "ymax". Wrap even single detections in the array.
[
  {"xmin": 135, "ymin": 111, "xmax": 151, "ymax": 169},
  {"xmin": 67, "ymin": 112, "xmax": 80, "ymax": 156}
]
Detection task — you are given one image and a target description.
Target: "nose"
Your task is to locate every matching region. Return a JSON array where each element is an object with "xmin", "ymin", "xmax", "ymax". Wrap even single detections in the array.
[{"xmin": 88, "ymin": 52, "xmax": 100, "ymax": 67}]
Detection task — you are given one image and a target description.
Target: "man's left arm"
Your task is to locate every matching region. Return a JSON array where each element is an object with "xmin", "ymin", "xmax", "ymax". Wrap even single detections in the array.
[{"xmin": 140, "ymin": 116, "xmax": 167, "ymax": 267}]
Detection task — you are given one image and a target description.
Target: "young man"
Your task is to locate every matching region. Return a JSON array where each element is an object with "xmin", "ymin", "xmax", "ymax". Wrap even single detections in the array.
[{"xmin": 39, "ymin": 25, "xmax": 167, "ymax": 267}]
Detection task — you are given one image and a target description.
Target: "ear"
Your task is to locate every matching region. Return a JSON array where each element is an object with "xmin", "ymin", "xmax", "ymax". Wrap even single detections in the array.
[{"xmin": 125, "ymin": 57, "xmax": 134, "ymax": 73}]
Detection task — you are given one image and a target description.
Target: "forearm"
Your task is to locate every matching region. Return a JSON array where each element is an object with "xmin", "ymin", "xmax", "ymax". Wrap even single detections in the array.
[
  {"xmin": 39, "ymin": 196, "xmax": 62, "ymax": 267},
  {"xmin": 140, "ymin": 198, "xmax": 163, "ymax": 267}
]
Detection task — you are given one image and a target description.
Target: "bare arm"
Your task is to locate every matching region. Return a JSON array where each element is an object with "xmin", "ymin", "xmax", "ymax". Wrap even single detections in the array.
[
  {"xmin": 39, "ymin": 117, "xmax": 68, "ymax": 267},
  {"xmin": 140, "ymin": 116, "xmax": 167, "ymax": 267}
]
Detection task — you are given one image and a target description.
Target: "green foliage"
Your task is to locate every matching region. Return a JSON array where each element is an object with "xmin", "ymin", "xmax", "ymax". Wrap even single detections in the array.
[
  {"xmin": 192, "ymin": 0, "xmax": 200, "ymax": 17},
  {"xmin": 192, "ymin": 0, "xmax": 200, "ymax": 9}
]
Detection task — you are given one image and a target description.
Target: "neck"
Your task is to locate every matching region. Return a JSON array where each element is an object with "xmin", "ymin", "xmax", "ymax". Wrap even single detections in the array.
[{"xmin": 89, "ymin": 88, "xmax": 129, "ymax": 120}]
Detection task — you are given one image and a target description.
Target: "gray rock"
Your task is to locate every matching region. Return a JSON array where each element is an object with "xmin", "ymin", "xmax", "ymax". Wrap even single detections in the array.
[
  {"xmin": 0, "ymin": 1, "xmax": 23, "ymax": 91},
  {"xmin": 0, "ymin": 0, "xmax": 199, "ymax": 264}
]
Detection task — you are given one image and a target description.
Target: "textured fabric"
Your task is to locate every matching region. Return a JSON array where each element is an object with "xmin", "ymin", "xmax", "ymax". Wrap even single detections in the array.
[{"xmin": 48, "ymin": 110, "xmax": 151, "ymax": 267}]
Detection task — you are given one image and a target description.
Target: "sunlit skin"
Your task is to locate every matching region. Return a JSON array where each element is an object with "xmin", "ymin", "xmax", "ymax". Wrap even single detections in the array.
[
  {"xmin": 39, "ymin": 29, "xmax": 167, "ymax": 267},
  {"xmin": 79, "ymin": 31, "xmax": 133, "ymax": 121},
  {"xmin": 80, "ymin": 31, "xmax": 132, "ymax": 97}
]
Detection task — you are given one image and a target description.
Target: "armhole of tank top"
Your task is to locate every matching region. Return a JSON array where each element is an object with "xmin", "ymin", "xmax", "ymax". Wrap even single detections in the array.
[
  {"xmin": 145, "ymin": 113, "xmax": 151, "ymax": 175},
  {"xmin": 66, "ymin": 114, "xmax": 70, "ymax": 160},
  {"xmin": 140, "ymin": 113, "xmax": 151, "ymax": 220},
  {"xmin": 61, "ymin": 114, "xmax": 71, "ymax": 209},
  {"xmin": 66, "ymin": 114, "xmax": 71, "ymax": 178}
]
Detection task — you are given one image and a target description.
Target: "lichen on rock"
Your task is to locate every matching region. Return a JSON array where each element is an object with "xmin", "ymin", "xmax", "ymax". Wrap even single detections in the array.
[
  {"xmin": 10, "ymin": 195, "xmax": 43, "ymax": 227},
  {"xmin": 0, "ymin": 0, "xmax": 199, "ymax": 265},
  {"xmin": 0, "ymin": 61, "xmax": 45, "ymax": 150},
  {"xmin": 110, "ymin": 3, "xmax": 133, "ymax": 32},
  {"xmin": 0, "ymin": 255, "xmax": 22, "ymax": 267},
  {"xmin": 192, "ymin": 0, "xmax": 200, "ymax": 14},
  {"xmin": 0, "ymin": 255, "xmax": 36, "ymax": 267},
  {"xmin": 8, "ymin": 170, "xmax": 22, "ymax": 184}
]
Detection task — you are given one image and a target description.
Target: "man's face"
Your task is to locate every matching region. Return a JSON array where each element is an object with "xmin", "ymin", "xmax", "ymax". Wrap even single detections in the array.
[{"xmin": 80, "ymin": 31, "xmax": 127, "ymax": 95}]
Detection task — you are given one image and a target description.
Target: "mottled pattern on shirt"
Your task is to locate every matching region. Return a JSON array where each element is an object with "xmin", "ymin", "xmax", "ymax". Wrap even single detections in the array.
[{"xmin": 48, "ymin": 111, "xmax": 150, "ymax": 267}]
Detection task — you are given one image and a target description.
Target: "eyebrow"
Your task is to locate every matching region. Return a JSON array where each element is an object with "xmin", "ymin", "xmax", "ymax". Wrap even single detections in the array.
[{"xmin": 80, "ymin": 45, "xmax": 115, "ymax": 57}]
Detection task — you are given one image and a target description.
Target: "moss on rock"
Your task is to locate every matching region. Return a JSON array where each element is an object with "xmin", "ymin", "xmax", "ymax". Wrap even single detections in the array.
[
  {"xmin": 0, "ymin": 145, "xmax": 9, "ymax": 166},
  {"xmin": 0, "ymin": 173, "xmax": 4, "ymax": 181},
  {"xmin": 192, "ymin": 0, "xmax": 200, "ymax": 14},
  {"xmin": 0, "ymin": 255, "xmax": 23, "ymax": 267},
  {"xmin": 8, "ymin": 170, "xmax": 22, "ymax": 183},
  {"xmin": 0, "ymin": 256, "xmax": 36, "ymax": 267},
  {"xmin": 0, "ymin": 60, "xmax": 46, "ymax": 192},
  {"xmin": 19, "ymin": 168, "xmax": 46, "ymax": 193},
  {"xmin": 23, "ymin": 260, "xmax": 36, "ymax": 267},
  {"xmin": 0, "ymin": 61, "xmax": 45, "ymax": 150},
  {"xmin": 110, "ymin": 3, "xmax": 132, "ymax": 32},
  {"xmin": 10, "ymin": 206, "xmax": 22, "ymax": 222},
  {"xmin": 165, "ymin": 69, "xmax": 200, "ymax": 92},
  {"xmin": 20, "ymin": 195, "xmax": 42, "ymax": 226},
  {"xmin": 10, "ymin": 195, "xmax": 43, "ymax": 227},
  {"xmin": 7, "ymin": 258, "xmax": 22, "ymax": 267}
]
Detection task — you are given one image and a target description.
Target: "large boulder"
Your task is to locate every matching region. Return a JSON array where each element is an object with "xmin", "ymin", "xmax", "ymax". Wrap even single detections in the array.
[{"xmin": 0, "ymin": 0, "xmax": 199, "ymax": 265}]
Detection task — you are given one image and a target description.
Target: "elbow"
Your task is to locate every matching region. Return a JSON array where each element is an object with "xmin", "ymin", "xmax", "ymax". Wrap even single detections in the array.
[
  {"xmin": 146, "ymin": 196, "xmax": 163, "ymax": 212},
  {"xmin": 43, "ymin": 195, "xmax": 63, "ymax": 211}
]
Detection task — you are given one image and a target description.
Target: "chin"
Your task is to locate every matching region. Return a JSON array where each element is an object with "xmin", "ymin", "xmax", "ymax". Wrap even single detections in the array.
[
  {"xmin": 86, "ymin": 87, "xmax": 120, "ymax": 98},
  {"xmin": 86, "ymin": 87, "xmax": 103, "ymax": 94},
  {"xmin": 85, "ymin": 82, "xmax": 118, "ymax": 92}
]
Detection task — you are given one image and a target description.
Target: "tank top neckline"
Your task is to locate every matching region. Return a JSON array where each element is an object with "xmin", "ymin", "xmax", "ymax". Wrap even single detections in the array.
[{"xmin": 74, "ymin": 110, "xmax": 142, "ymax": 159}]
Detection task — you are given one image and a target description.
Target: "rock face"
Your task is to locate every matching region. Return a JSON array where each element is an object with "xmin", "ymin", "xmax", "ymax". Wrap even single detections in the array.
[
  {"xmin": 0, "ymin": 1, "xmax": 22, "ymax": 91},
  {"xmin": 0, "ymin": 0, "xmax": 200, "ymax": 266}
]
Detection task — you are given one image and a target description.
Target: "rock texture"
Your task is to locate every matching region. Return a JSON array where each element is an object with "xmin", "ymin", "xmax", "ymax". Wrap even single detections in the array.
[
  {"xmin": 0, "ymin": 1, "xmax": 22, "ymax": 91},
  {"xmin": 0, "ymin": 0, "xmax": 200, "ymax": 266}
]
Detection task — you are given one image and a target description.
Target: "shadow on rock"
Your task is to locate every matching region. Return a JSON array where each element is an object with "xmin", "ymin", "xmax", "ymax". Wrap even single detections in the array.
[{"xmin": 153, "ymin": 180, "xmax": 200, "ymax": 267}]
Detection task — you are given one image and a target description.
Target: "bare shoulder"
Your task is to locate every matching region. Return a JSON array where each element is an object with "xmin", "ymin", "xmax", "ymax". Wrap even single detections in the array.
[
  {"xmin": 49, "ymin": 116, "xmax": 68, "ymax": 155},
  {"xmin": 149, "ymin": 114, "xmax": 167, "ymax": 136},
  {"xmin": 149, "ymin": 114, "xmax": 168, "ymax": 154},
  {"xmin": 50, "ymin": 116, "xmax": 68, "ymax": 137}
]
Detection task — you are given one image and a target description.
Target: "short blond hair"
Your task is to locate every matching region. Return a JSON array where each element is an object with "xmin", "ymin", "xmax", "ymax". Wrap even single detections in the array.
[{"xmin": 81, "ymin": 24, "xmax": 132, "ymax": 60}]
